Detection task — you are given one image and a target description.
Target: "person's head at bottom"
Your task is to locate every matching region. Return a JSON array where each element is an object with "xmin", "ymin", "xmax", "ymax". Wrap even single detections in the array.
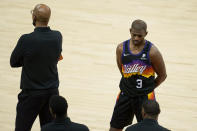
[
  {"xmin": 141, "ymin": 100, "xmax": 161, "ymax": 121},
  {"xmin": 42, "ymin": 95, "xmax": 89, "ymax": 131},
  {"xmin": 49, "ymin": 95, "xmax": 68, "ymax": 119},
  {"xmin": 125, "ymin": 100, "xmax": 171, "ymax": 131},
  {"xmin": 110, "ymin": 100, "xmax": 161, "ymax": 131}
]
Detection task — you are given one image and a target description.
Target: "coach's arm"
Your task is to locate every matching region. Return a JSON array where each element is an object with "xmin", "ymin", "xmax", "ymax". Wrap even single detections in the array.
[{"xmin": 10, "ymin": 35, "xmax": 24, "ymax": 67}]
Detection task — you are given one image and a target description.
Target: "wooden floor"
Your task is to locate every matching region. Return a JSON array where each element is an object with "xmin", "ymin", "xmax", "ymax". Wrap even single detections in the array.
[{"xmin": 0, "ymin": 0, "xmax": 197, "ymax": 130}]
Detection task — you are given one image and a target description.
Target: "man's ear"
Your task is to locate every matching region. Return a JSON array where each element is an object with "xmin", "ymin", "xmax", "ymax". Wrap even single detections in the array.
[
  {"xmin": 143, "ymin": 30, "xmax": 148, "ymax": 37},
  {"xmin": 32, "ymin": 15, "xmax": 37, "ymax": 26},
  {"xmin": 145, "ymin": 31, "xmax": 148, "ymax": 36},
  {"xmin": 34, "ymin": 15, "xmax": 37, "ymax": 21}
]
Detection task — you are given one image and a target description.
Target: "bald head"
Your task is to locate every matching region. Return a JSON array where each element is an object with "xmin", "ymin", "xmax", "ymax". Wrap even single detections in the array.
[
  {"xmin": 131, "ymin": 19, "xmax": 147, "ymax": 32},
  {"xmin": 32, "ymin": 4, "xmax": 51, "ymax": 25}
]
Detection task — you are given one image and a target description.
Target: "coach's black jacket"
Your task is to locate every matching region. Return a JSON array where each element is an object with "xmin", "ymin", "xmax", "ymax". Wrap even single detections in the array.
[
  {"xmin": 10, "ymin": 27, "xmax": 62, "ymax": 92},
  {"xmin": 125, "ymin": 118, "xmax": 170, "ymax": 131},
  {"xmin": 41, "ymin": 117, "xmax": 89, "ymax": 131}
]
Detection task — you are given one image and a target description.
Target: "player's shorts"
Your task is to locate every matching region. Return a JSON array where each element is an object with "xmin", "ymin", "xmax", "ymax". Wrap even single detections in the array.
[{"xmin": 110, "ymin": 91, "xmax": 155, "ymax": 129}]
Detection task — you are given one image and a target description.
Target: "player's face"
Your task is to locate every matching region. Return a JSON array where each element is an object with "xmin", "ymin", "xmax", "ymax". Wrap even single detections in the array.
[{"xmin": 130, "ymin": 28, "xmax": 147, "ymax": 45}]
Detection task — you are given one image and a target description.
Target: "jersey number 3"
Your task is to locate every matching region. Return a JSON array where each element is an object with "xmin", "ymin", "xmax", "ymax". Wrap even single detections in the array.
[{"xmin": 136, "ymin": 79, "xmax": 142, "ymax": 88}]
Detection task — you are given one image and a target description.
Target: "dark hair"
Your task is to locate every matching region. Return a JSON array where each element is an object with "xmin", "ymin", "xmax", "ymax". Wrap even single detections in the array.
[
  {"xmin": 142, "ymin": 100, "xmax": 160, "ymax": 116},
  {"xmin": 131, "ymin": 19, "xmax": 147, "ymax": 32},
  {"xmin": 49, "ymin": 95, "xmax": 68, "ymax": 117}
]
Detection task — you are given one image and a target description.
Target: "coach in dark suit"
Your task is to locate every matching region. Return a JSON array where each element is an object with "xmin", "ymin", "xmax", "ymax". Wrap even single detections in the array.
[
  {"xmin": 125, "ymin": 100, "xmax": 170, "ymax": 131},
  {"xmin": 10, "ymin": 4, "xmax": 63, "ymax": 131},
  {"xmin": 41, "ymin": 95, "xmax": 89, "ymax": 131}
]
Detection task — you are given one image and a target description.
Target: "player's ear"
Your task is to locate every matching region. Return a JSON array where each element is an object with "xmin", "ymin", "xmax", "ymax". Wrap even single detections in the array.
[
  {"xmin": 129, "ymin": 28, "xmax": 132, "ymax": 33},
  {"xmin": 145, "ymin": 31, "xmax": 148, "ymax": 36}
]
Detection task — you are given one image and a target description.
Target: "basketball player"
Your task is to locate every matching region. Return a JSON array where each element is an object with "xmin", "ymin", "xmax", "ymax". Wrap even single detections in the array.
[{"xmin": 109, "ymin": 19, "xmax": 167, "ymax": 131}]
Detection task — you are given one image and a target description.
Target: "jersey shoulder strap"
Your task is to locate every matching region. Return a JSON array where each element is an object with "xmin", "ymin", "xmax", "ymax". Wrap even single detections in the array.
[
  {"xmin": 143, "ymin": 40, "xmax": 153, "ymax": 54},
  {"xmin": 122, "ymin": 39, "xmax": 130, "ymax": 54}
]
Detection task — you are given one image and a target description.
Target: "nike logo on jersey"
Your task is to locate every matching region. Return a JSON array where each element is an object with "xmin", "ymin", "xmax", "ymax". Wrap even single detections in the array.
[{"xmin": 123, "ymin": 53, "xmax": 130, "ymax": 56}]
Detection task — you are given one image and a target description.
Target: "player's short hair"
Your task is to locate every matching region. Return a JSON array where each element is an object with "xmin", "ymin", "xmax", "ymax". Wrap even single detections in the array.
[
  {"xmin": 49, "ymin": 95, "xmax": 68, "ymax": 117},
  {"xmin": 131, "ymin": 19, "xmax": 147, "ymax": 32},
  {"xmin": 142, "ymin": 100, "xmax": 160, "ymax": 116}
]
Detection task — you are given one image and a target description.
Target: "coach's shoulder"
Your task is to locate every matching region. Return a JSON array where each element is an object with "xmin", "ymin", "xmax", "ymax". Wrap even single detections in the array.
[
  {"xmin": 125, "ymin": 123, "xmax": 139, "ymax": 131},
  {"xmin": 158, "ymin": 125, "xmax": 171, "ymax": 131},
  {"xmin": 41, "ymin": 122, "xmax": 54, "ymax": 131},
  {"xmin": 51, "ymin": 29, "xmax": 62, "ymax": 34},
  {"xmin": 53, "ymin": 30, "xmax": 63, "ymax": 39},
  {"xmin": 17, "ymin": 33, "xmax": 30, "ymax": 42},
  {"xmin": 19, "ymin": 30, "xmax": 36, "ymax": 40},
  {"xmin": 71, "ymin": 121, "xmax": 89, "ymax": 131}
]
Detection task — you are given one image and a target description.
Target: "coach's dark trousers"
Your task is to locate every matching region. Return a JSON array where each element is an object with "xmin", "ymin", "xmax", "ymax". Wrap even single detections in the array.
[{"xmin": 15, "ymin": 88, "xmax": 59, "ymax": 131}]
